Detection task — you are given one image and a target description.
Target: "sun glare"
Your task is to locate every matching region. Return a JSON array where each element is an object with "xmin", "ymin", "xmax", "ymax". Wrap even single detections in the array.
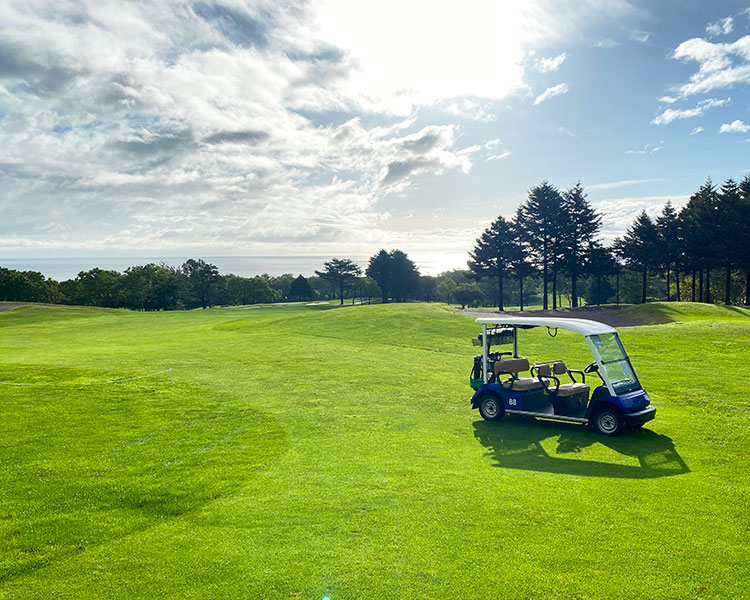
[{"xmin": 315, "ymin": 0, "xmax": 528, "ymax": 111}]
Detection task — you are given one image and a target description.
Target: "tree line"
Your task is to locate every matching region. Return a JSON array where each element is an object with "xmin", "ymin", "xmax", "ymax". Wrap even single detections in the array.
[
  {"xmin": 2, "ymin": 175, "xmax": 748, "ymax": 310},
  {"xmin": 1, "ymin": 260, "xmax": 276, "ymax": 310},
  {"xmin": 465, "ymin": 176, "xmax": 749, "ymax": 310},
  {"xmin": 616, "ymin": 177, "xmax": 750, "ymax": 306},
  {"xmin": 0, "ymin": 252, "xmax": 423, "ymax": 310}
]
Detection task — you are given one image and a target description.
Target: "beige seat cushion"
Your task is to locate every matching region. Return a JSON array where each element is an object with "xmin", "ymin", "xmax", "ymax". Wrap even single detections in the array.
[
  {"xmin": 552, "ymin": 382, "xmax": 590, "ymax": 397},
  {"xmin": 507, "ymin": 377, "xmax": 543, "ymax": 391}
]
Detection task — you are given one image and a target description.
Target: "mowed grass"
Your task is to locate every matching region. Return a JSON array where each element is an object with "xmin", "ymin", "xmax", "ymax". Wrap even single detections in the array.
[{"xmin": 0, "ymin": 302, "xmax": 748, "ymax": 600}]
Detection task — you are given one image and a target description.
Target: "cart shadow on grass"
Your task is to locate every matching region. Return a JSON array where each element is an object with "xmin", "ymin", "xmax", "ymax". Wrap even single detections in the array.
[{"xmin": 473, "ymin": 418, "xmax": 689, "ymax": 479}]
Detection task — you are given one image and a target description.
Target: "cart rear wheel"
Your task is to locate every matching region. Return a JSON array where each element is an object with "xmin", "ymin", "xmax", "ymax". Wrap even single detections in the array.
[
  {"xmin": 478, "ymin": 394, "xmax": 504, "ymax": 422},
  {"xmin": 593, "ymin": 408, "xmax": 623, "ymax": 436}
]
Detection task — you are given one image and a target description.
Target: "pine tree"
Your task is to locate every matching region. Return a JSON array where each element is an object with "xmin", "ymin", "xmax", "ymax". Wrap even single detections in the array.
[
  {"xmin": 614, "ymin": 211, "xmax": 661, "ymax": 304},
  {"xmin": 656, "ymin": 201, "xmax": 680, "ymax": 301},
  {"xmin": 315, "ymin": 258, "xmax": 362, "ymax": 304},
  {"xmin": 366, "ymin": 250, "xmax": 392, "ymax": 304},
  {"xmin": 389, "ymin": 250, "xmax": 420, "ymax": 302},
  {"xmin": 740, "ymin": 175, "xmax": 750, "ymax": 304},
  {"xmin": 680, "ymin": 179, "xmax": 720, "ymax": 303},
  {"xmin": 468, "ymin": 216, "xmax": 517, "ymax": 311},
  {"xmin": 717, "ymin": 179, "xmax": 741, "ymax": 305},
  {"xmin": 289, "ymin": 274, "xmax": 313, "ymax": 300},
  {"xmin": 560, "ymin": 182, "xmax": 602, "ymax": 307},
  {"xmin": 511, "ymin": 209, "xmax": 536, "ymax": 311},
  {"xmin": 516, "ymin": 181, "xmax": 565, "ymax": 310},
  {"xmin": 588, "ymin": 244, "xmax": 617, "ymax": 306}
]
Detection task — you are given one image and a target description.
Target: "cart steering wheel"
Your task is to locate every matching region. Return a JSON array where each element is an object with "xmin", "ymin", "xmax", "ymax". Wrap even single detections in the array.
[{"xmin": 584, "ymin": 361, "xmax": 599, "ymax": 374}]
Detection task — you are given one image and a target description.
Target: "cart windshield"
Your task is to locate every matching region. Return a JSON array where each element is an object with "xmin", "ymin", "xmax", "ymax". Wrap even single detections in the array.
[{"xmin": 589, "ymin": 333, "xmax": 641, "ymax": 394}]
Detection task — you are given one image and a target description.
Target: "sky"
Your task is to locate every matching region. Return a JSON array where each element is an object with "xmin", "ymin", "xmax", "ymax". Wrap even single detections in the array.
[{"xmin": 1, "ymin": 0, "xmax": 749, "ymax": 272}]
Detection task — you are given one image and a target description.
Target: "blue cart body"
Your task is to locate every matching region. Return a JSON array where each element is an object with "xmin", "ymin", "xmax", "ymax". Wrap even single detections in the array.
[{"xmin": 469, "ymin": 383, "xmax": 656, "ymax": 427}]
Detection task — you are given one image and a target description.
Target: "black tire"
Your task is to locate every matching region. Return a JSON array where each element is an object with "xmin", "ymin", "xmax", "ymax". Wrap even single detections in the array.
[
  {"xmin": 592, "ymin": 407, "xmax": 623, "ymax": 436},
  {"xmin": 478, "ymin": 394, "xmax": 504, "ymax": 422}
]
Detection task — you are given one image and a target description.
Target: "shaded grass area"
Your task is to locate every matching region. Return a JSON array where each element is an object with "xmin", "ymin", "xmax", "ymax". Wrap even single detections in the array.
[
  {"xmin": 0, "ymin": 302, "xmax": 748, "ymax": 599},
  {"xmin": 0, "ymin": 370, "xmax": 285, "ymax": 585},
  {"xmin": 620, "ymin": 301, "xmax": 750, "ymax": 324}
]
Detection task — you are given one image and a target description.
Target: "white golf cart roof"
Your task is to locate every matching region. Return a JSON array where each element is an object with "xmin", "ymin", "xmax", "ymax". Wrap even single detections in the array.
[{"xmin": 475, "ymin": 316, "xmax": 616, "ymax": 337}]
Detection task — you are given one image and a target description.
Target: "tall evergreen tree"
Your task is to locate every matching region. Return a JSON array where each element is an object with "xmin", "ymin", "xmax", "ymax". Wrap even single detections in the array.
[
  {"xmin": 389, "ymin": 250, "xmax": 420, "ymax": 302},
  {"xmin": 588, "ymin": 244, "xmax": 617, "ymax": 306},
  {"xmin": 468, "ymin": 216, "xmax": 517, "ymax": 311},
  {"xmin": 614, "ymin": 211, "xmax": 661, "ymax": 304},
  {"xmin": 419, "ymin": 275, "xmax": 438, "ymax": 303},
  {"xmin": 516, "ymin": 181, "xmax": 565, "ymax": 310},
  {"xmin": 289, "ymin": 274, "xmax": 313, "ymax": 300},
  {"xmin": 315, "ymin": 258, "xmax": 362, "ymax": 304},
  {"xmin": 366, "ymin": 249, "xmax": 392, "ymax": 304},
  {"xmin": 560, "ymin": 182, "xmax": 601, "ymax": 307},
  {"xmin": 511, "ymin": 208, "xmax": 535, "ymax": 311},
  {"xmin": 740, "ymin": 175, "xmax": 750, "ymax": 304},
  {"xmin": 683, "ymin": 179, "xmax": 720, "ymax": 303},
  {"xmin": 657, "ymin": 201, "xmax": 680, "ymax": 302},
  {"xmin": 678, "ymin": 202, "xmax": 698, "ymax": 302},
  {"xmin": 717, "ymin": 179, "xmax": 742, "ymax": 305}
]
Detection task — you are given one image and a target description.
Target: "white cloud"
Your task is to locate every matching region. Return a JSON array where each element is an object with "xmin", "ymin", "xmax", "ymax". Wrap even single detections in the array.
[
  {"xmin": 0, "ymin": 0, "xmax": 655, "ymax": 257},
  {"xmin": 706, "ymin": 17, "xmax": 733, "ymax": 37},
  {"xmin": 533, "ymin": 83, "xmax": 569, "ymax": 105},
  {"xmin": 659, "ymin": 96, "xmax": 677, "ymax": 104},
  {"xmin": 631, "ymin": 30, "xmax": 651, "ymax": 43},
  {"xmin": 587, "ymin": 178, "xmax": 664, "ymax": 190},
  {"xmin": 594, "ymin": 194, "xmax": 690, "ymax": 242},
  {"xmin": 482, "ymin": 139, "xmax": 511, "ymax": 160},
  {"xmin": 719, "ymin": 119, "xmax": 750, "ymax": 132},
  {"xmin": 594, "ymin": 38, "xmax": 619, "ymax": 49},
  {"xmin": 690, "ymin": 126, "xmax": 704, "ymax": 135},
  {"xmin": 558, "ymin": 126, "xmax": 575, "ymax": 137},
  {"xmin": 671, "ymin": 35, "xmax": 750, "ymax": 96},
  {"xmin": 535, "ymin": 52, "xmax": 567, "ymax": 73},
  {"xmin": 487, "ymin": 151, "xmax": 512, "ymax": 161},
  {"xmin": 625, "ymin": 143, "xmax": 662, "ymax": 154},
  {"xmin": 651, "ymin": 97, "xmax": 730, "ymax": 124}
]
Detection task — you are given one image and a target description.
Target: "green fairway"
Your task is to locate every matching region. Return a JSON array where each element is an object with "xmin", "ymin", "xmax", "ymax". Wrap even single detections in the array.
[{"xmin": 1, "ymin": 302, "xmax": 748, "ymax": 599}]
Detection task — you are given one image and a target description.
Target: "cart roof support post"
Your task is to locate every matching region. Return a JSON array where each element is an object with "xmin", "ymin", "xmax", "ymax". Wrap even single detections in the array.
[
  {"xmin": 482, "ymin": 323, "xmax": 488, "ymax": 384},
  {"xmin": 513, "ymin": 327, "xmax": 518, "ymax": 358}
]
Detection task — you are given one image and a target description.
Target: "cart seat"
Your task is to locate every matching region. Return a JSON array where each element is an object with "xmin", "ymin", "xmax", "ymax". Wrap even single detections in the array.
[
  {"xmin": 534, "ymin": 362, "xmax": 590, "ymax": 396},
  {"xmin": 494, "ymin": 357, "xmax": 544, "ymax": 391},
  {"xmin": 554, "ymin": 382, "xmax": 590, "ymax": 396},
  {"xmin": 510, "ymin": 377, "xmax": 545, "ymax": 391}
]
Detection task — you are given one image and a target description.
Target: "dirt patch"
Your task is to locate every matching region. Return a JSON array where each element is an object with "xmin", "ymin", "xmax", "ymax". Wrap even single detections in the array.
[
  {"xmin": 0, "ymin": 304, "xmax": 23, "ymax": 314},
  {"xmin": 459, "ymin": 304, "xmax": 670, "ymax": 328}
]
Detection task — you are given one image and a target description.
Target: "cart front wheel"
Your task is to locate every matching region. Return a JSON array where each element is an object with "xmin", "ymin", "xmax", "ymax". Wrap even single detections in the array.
[
  {"xmin": 478, "ymin": 394, "xmax": 504, "ymax": 422},
  {"xmin": 593, "ymin": 408, "xmax": 623, "ymax": 436}
]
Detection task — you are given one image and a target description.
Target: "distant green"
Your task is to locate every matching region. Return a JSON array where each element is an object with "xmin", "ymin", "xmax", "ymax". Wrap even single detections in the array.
[{"xmin": 0, "ymin": 302, "xmax": 748, "ymax": 599}]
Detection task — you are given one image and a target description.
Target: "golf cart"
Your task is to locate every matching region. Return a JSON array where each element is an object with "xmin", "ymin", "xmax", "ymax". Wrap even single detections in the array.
[{"xmin": 469, "ymin": 317, "xmax": 655, "ymax": 436}]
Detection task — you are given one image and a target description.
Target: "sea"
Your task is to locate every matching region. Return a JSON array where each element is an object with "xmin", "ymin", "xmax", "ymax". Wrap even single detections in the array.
[{"xmin": 0, "ymin": 254, "xmax": 470, "ymax": 281}]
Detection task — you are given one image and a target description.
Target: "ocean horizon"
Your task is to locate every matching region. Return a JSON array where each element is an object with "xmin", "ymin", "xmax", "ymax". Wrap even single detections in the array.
[{"xmin": 0, "ymin": 254, "xmax": 470, "ymax": 281}]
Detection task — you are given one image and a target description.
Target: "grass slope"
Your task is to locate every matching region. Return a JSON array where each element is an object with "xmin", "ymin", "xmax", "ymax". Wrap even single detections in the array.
[
  {"xmin": 620, "ymin": 301, "xmax": 750, "ymax": 324},
  {"xmin": 0, "ymin": 302, "xmax": 748, "ymax": 599}
]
